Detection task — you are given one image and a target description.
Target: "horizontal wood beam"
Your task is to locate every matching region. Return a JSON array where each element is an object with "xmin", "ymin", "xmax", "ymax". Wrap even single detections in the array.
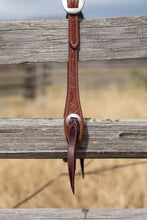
[
  {"xmin": 0, "ymin": 16, "xmax": 147, "ymax": 64},
  {"xmin": 0, "ymin": 118, "xmax": 147, "ymax": 159},
  {"xmin": 0, "ymin": 209, "xmax": 146, "ymax": 219}
]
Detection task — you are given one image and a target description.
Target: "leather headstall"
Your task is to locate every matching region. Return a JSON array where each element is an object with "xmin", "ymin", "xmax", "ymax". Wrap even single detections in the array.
[{"xmin": 62, "ymin": 0, "xmax": 85, "ymax": 194}]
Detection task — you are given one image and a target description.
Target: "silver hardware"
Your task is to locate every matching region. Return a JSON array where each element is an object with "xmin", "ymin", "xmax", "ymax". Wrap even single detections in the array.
[
  {"xmin": 66, "ymin": 114, "xmax": 81, "ymax": 126},
  {"xmin": 62, "ymin": 0, "xmax": 85, "ymax": 14}
]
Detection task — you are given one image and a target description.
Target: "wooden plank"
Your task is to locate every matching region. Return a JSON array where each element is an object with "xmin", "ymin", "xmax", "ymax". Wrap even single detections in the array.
[
  {"xmin": 0, "ymin": 209, "xmax": 146, "ymax": 219},
  {"xmin": 0, "ymin": 118, "xmax": 146, "ymax": 159},
  {"xmin": 0, "ymin": 16, "xmax": 147, "ymax": 64}
]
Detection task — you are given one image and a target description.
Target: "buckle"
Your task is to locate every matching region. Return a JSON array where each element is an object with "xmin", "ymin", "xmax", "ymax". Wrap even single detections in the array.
[
  {"xmin": 66, "ymin": 114, "xmax": 81, "ymax": 126},
  {"xmin": 62, "ymin": 0, "xmax": 85, "ymax": 14}
]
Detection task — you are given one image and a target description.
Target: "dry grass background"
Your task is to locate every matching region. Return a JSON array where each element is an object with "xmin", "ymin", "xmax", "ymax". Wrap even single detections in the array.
[{"xmin": 0, "ymin": 84, "xmax": 147, "ymax": 209}]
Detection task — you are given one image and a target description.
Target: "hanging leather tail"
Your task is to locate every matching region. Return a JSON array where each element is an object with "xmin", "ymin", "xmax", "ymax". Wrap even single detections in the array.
[
  {"xmin": 63, "ymin": 0, "xmax": 85, "ymax": 194},
  {"xmin": 67, "ymin": 117, "xmax": 79, "ymax": 194}
]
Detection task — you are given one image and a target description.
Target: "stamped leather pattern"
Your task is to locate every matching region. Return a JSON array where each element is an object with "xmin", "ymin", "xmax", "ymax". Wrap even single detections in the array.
[{"xmin": 64, "ymin": 0, "xmax": 84, "ymax": 144}]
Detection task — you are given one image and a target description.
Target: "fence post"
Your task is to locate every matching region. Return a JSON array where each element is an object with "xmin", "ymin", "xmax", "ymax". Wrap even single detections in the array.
[{"xmin": 24, "ymin": 63, "xmax": 46, "ymax": 98}]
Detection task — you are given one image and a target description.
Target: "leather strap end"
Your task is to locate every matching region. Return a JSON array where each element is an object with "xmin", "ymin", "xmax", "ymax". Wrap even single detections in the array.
[{"xmin": 67, "ymin": 118, "xmax": 79, "ymax": 194}]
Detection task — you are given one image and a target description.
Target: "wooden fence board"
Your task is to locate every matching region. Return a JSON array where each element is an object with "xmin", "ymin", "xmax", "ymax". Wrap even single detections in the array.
[
  {"xmin": 0, "ymin": 209, "xmax": 146, "ymax": 219},
  {"xmin": 0, "ymin": 16, "xmax": 147, "ymax": 64},
  {"xmin": 0, "ymin": 118, "xmax": 146, "ymax": 159}
]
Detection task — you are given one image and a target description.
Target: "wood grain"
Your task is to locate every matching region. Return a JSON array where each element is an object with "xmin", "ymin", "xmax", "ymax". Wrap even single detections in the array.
[
  {"xmin": 0, "ymin": 209, "xmax": 146, "ymax": 219},
  {"xmin": 0, "ymin": 118, "xmax": 146, "ymax": 159},
  {"xmin": 0, "ymin": 16, "xmax": 147, "ymax": 64}
]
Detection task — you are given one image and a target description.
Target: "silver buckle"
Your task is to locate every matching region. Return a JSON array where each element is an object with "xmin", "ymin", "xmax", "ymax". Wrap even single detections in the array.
[
  {"xmin": 66, "ymin": 114, "xmax": 81, "ymax": 126},
  {"xmin": 62, "ymin": 0, "xmax": 85, "ymax": 14}
]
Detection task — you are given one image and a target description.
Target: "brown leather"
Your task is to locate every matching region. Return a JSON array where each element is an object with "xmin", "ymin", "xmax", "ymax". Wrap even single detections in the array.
[
  {"xmin": 64, "ymin": 0, "xmax": 84, "ymax": 194},
  {"xmin": 64, "ymin": 0, "xmax": 83, "ymax": 143}
]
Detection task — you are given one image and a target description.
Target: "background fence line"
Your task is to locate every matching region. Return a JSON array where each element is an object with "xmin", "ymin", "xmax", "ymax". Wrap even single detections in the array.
[{"xmin": 0, "ymin": 15, "xmax": 147, "ymax": 218}]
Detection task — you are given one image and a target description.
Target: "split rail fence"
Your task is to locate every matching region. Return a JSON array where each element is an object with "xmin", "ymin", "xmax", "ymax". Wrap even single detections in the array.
[
  {"xmin": 0, "ymin": 60, "xmax": 147, "ymax": 97},
  {"xmin": 0, "ymin": 63, "xmax": 50, "ymax": 98},
  {"xmin": 0, "ymin": 15, "xmax": 147, "ymax": 219}
]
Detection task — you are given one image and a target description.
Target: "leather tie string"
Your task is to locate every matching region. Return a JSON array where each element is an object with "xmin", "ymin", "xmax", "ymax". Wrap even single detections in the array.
[{"xmin": 64, "ymin": 0, "xmax": 84, "ymax": 194}]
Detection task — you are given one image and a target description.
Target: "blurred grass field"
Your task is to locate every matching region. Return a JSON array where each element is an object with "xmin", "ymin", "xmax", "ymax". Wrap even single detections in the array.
[{"xmin": 0, "ymin": 82, "xmax": 147, "ymax": 209}]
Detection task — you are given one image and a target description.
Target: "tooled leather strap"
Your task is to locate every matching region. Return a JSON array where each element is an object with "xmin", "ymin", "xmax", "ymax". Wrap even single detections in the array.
[
  {"xmin": 64, "ymin": 0, "xmax": 84, "ymax": 194},
  {"xmin": 64, "ymin": 0, "xmax": 84, "ymax": 143}
]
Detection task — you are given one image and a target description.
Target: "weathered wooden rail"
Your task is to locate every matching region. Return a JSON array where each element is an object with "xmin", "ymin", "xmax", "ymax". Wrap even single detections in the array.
[
  {"xmin": 0, "ymin": 208, "xmax": 146, "ymax": 220},
  {"xmin": 0, "ymin": 118, "xmax": 146, "ymax": 159},
  {"xmin": 0, "ymin": 16, "xmax": 147, "ymax": 64},
  {"xmin": 0, "ymin": 15, "xmax": 147, "ymax": 219}
]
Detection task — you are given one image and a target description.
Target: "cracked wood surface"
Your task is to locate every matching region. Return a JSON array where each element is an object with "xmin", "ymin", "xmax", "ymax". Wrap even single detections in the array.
[
  {"xmin": 0, "ymin": 118, "xmax": 146, "ymax": 159},
  {"xmin": 0, "ymin": 16, "xmax": 147, "ymax": 64},
  {"xmin": 0, "ymin": 209, "xmax": 147, "ymax": 219}
]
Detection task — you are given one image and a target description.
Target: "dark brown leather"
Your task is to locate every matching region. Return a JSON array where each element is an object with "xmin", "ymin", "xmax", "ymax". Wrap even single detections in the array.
[
  {"xmin": 64, "ymin": 0, "xmax": 84, "ymax": 194},
  {"xmin": 67, "ymin": 117, "xmax": 79, "ymax": 194}
]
